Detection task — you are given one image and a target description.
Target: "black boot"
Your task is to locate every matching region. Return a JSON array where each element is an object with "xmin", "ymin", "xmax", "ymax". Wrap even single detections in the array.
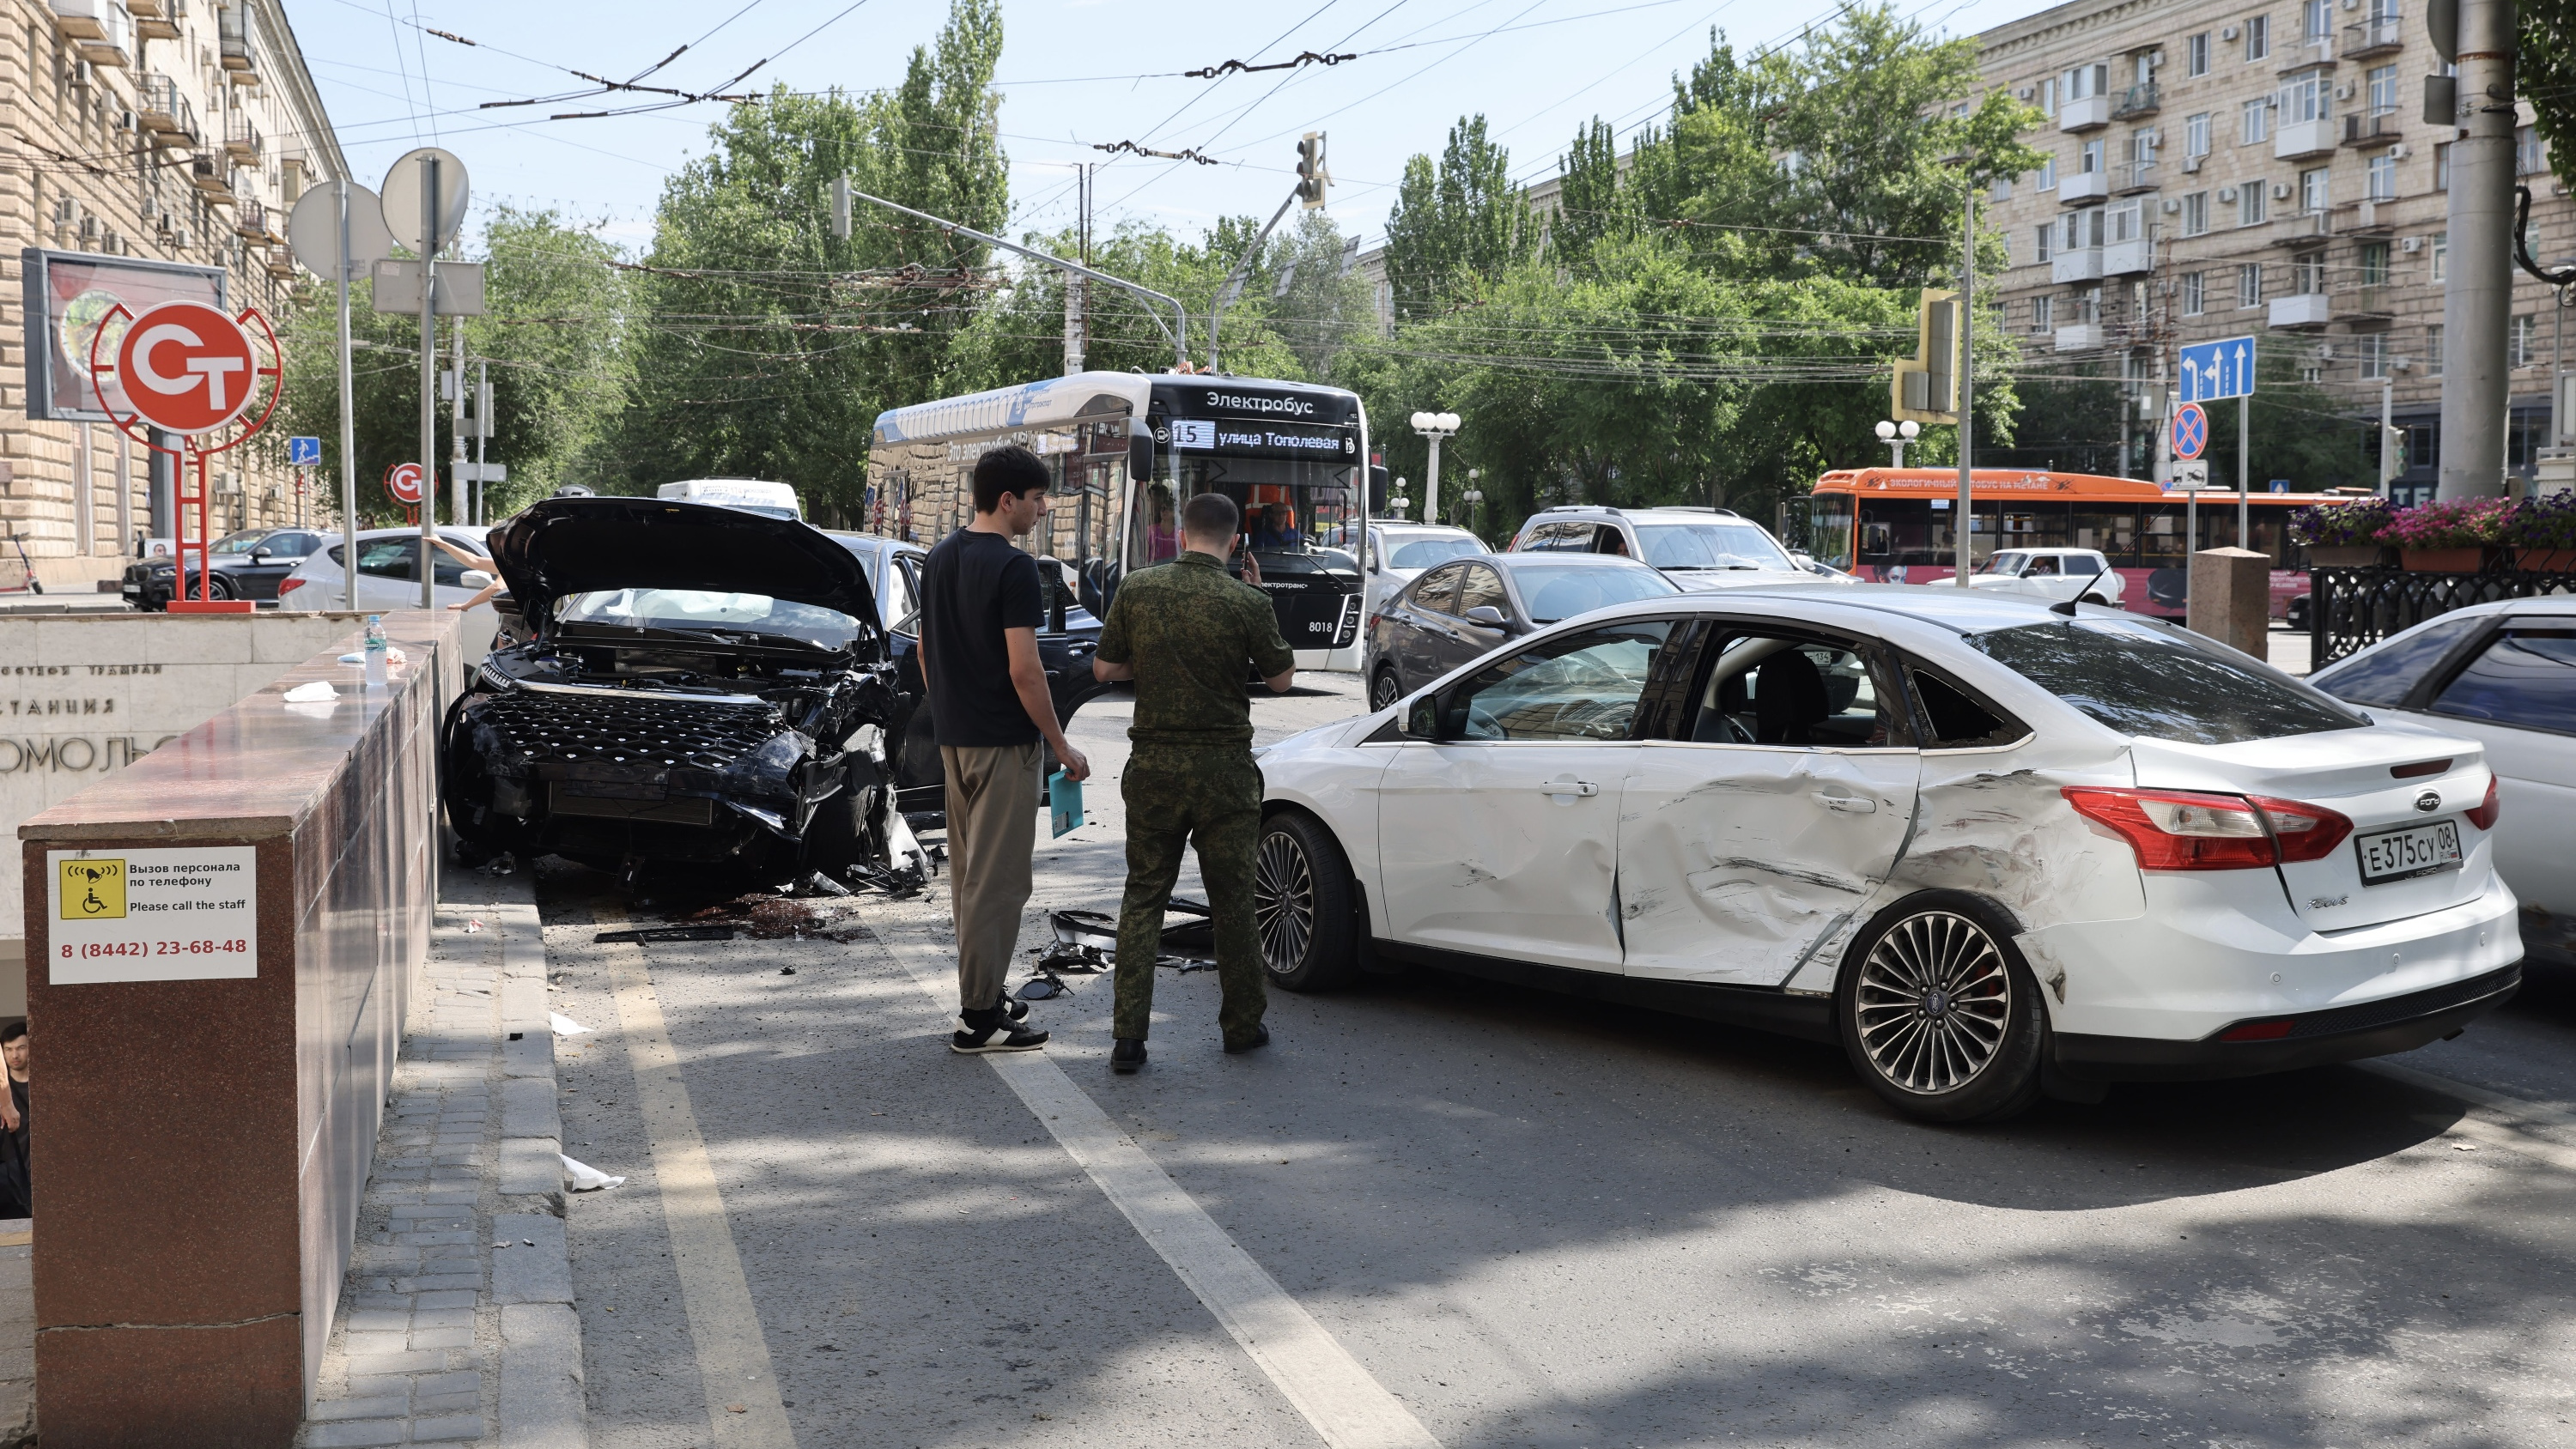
[{"xmin": 1111, "ymin": 1038, "xmax": 1147, "ymax": 1074}]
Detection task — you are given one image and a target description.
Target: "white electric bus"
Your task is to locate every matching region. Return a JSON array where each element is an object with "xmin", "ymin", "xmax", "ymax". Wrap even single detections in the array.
[{"xmin": 866, "ymin": 372, "xmax": 1380, "ymax": 669}]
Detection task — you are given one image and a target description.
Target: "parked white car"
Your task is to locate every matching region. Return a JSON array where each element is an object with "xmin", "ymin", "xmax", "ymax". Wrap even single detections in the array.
[
  {"xmin": 1510, "ymin": 506, "xmax": 1829, "ymax": 591},
  {"xmin": 278, "ymin": 526, "xmax": 501, "ymax": 661},
  {"xmin": 2308, "ymin": 598, "xmax": 2576, "ymax": 967},
  {"xmin": 1970, "ymin": 548, "xmax": 2125, "ymax": 605},
  {"xmin": 1247, "ymin": 584, "xmax": 2519, "ymax": 1122}
]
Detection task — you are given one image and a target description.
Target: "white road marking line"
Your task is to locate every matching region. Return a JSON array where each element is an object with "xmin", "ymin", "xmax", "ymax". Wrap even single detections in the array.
[
  {"xmin": 598, "ymin": 903, "xmax": 799, "ymax": 1448},
  {"xmin": 2360, "ymin": 1060, "xmax": 2576, "ymax": 1173},
  {"xmin": 880, "ymin": 929, "xmax": 1444, "ymax": 1449}
]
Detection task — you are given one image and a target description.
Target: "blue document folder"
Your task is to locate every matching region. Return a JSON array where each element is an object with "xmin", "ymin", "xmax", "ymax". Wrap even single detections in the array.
[{"xmin": 1048, "ymin": 768, "xmax": 1084, "ymax": 838}]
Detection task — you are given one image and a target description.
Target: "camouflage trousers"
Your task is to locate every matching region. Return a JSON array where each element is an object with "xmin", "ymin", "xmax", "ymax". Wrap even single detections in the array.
[{"xmin": 1113, "ymin": 746, "xmax": 1267, "ymax": 1046}]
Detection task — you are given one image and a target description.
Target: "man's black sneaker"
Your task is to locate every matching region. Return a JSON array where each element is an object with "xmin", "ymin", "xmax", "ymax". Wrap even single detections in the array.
[
  {"xmin": 1224, "ymin": 1024, "xmax": 1271, "ymax": 1054},
  {"xmin": 951, "ymin": 1016, "xmax": 1048, "ymax": 1053},
  {"xmin": 1111, "ymin": 1039, "xmax": 1147, "ymax": 1074}
]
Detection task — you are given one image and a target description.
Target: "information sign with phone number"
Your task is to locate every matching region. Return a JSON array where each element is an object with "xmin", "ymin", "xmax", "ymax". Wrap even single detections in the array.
[{"xmin": 47, "ymin": 846, "xmax": 259, "ymax": 984}]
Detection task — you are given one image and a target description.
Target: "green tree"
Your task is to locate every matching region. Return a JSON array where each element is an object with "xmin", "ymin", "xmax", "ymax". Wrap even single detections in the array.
[
  {"xmin": 2524, "ymin": 6, "xmax": 2576, "ymax": 197},
  {"xmin": 276, "ymin": 203, "xmax": 629, "ymax": 526},
  {"xmin": 606, "ymin": 0, "xmax": 1006, "ymax": 520},
  {"xmin": 1382, "ymin": 116, "xmax": 1536, "ymax": 323}
]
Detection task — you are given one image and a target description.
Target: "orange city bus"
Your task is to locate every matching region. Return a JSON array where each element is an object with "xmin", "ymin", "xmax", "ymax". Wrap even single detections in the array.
[{"xmin": 1805, "ymin": 468, "xmax": 2367, "ymax": 620}]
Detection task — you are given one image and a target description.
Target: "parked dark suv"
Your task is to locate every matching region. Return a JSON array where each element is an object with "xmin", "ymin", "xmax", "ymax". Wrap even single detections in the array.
[{"xmin": 121, "ymin": 527, "xmax": 327, "ymax": 609}]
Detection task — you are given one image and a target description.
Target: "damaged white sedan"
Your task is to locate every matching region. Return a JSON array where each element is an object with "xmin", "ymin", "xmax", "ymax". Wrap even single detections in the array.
[
  {"xmin": 1250, "ymin": 586, "xmax": 2521, "ymax": 1123},
  {"xmin": 443, "ymin": 496, "xmax": 917, "ymax": 885}
]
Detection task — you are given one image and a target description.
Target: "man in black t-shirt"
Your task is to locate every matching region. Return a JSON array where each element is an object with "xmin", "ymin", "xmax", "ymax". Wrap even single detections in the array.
[{"xmin": 920, "ymin": 446, "xmax": 1092, "ymax": 1054}]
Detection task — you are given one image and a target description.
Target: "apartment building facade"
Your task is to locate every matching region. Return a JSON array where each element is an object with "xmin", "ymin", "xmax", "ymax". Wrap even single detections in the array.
[
  {"xmin": 3, "ymin": 0, "xmax": 343, "ymax": 586},
  {"xmin": 1978, "ymin": 0, "xmax": 2562, "ymax": 499}
]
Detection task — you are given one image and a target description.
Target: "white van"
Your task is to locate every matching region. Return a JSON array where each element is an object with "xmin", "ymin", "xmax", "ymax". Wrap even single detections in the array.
[{"xmin": 655, "ymin": 478, "xmax": 803, "ymax": 520}]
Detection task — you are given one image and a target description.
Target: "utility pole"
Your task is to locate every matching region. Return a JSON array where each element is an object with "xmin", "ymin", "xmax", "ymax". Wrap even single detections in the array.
[
  {"xmin": 2382, "ymin": 367, "xmax": 2403, "ymax": 496},
  {"xmin": 1212, "ymin": 133, "xmax": 1328, "ymax": 373},
  {"xmin": 449, "ymin": 316, "xmax": 467, "ymax": 530},
  {"xmin": 1955, "ymin": 183, "xmax": 1976, "ymax": 586},
  {"xmin": 1063, "ymin": 165, "xmax": 1090, "ymax": 376},
  {"xmin": 336, "ymin": 176, "xmax": 359, "ymax": 610},
  {"xmin": 2435, "ymin": 0, "xmax": 2516, "ymax": 500},
  {"xmin": 420, "ymin": 155, "xmax": 440, "ymax": 609},
  {"xmin": 474, "ymin": 361, "xmax": 490, "ymax": 524}
]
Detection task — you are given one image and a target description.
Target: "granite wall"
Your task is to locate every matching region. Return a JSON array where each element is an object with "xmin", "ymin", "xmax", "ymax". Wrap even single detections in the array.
[{"xmin": 16, "ymin": 611, "xmax": 461, "ymax": 1446}]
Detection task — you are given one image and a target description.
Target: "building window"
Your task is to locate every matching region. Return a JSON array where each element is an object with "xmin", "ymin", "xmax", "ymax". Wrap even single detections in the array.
[
  {"xmin": 2243, "ymin": 97, "xmax": 2271, "ymax": 146},
  {"xmin": 2063, "ymin": 207, "xmax": 2105, "ymax": 252},
  {"xmin": 2239, "ymin": 262, "xmax": 2264, "ymax": 307},
  {"xmin": 2518, "ymin": 125, "xmax": 2546, "ymax": 177},
  {"xmin": 2406, "ymin": 421, "xmax": 2438, "ymax": 472},
  {"xmin": 2035, "ymin": 224, "xmax": 2053, "ymax": 262},
  {"xmin": 2038, "ymin": 155, "xmax": 2057, "ymax": 191},
  {"xmin": 2065, "ymin": 63, "xmax": 2109, "ymax": 101},
  {"xmin": 2108, "ymin": 199, "xmax": 2143, "ymax": 244},
  {"xmin": 2181, "ymin": 270, "xmax": 2206, "ymax": 315},
  {"xmin": 2431, "ymin": 230, "xmax": 2447, "ymax": 282},
  {"xmin": 2239, "ymin": 185, "xmax": 2269, "ymax": 226},
  {"xmin": 2032, "ymin": 294, "xmax": 2055, "ymax": 331},
  {"xmin": 2302, "ymin": 0, "xmax": 2331, "ymax": 42},
  {"xmin": 2435, "ymin": 141, "xmax": 2451, "ymax": 191},
  {"xmin": 2512, "ymin": 313, "xmax": 2537, "ymax": 367},
  {"xmin": 2359, "ymin": 333, "xmax": 2388, "ymax": 379},
  {"xmin": 2188, "ymin": 32, "xmax": 2211, "ymax": 76},
  {"xmin": 2293, "ymin": 251, "xmax": 2326, "ymax": 294},
  {"xmin": 2282, "ymin": 71, "xmax": 2327, "ymax": 125},
  {"xmin": 2186, "ymin": 112, "xmax": 2213, "ymax": 157},
  {"xmin": 2300, "ymin": 166, "xmax": 2330, "ymax": 213},
  {"xmin": 2038, "ymin": 76, "xmax": 2057, "ymax": 118},
  {"xmin": 2183, "ymin": 191, "xmax": 2210, "ymax": 236},
  {"xmin": 2367, "ymin": 152, "xmax": 2397, "ymax": 201},
  {"xmin": 2081, "ymin": 138, "xmax": 2105, "ymax": 173},
  {"xmin": 2427, "ymin": 324, "xmax": 2445, "ymax": 375},
  {"xmin": 2360, "ymin": 240, "xmax": 2390, "ymax": 286},
  {"xmin": 2367, "ymin": 64, "xmax": 2399, "ymax": 114},
  {"xmin": 1990, "ymin": 173, "xmax": 2013, "ymax": 202},
  {"xmin": 2247, "ymin": 14, "xmax": 2270, "ymax": 61},
  {"xmin": 2077, "ymin": 287, "xmax": 2102, "ymax": 324}
]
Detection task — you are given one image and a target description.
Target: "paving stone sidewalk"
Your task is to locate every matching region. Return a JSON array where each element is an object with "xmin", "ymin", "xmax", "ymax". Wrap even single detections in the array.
[{"xmin": 299, "ymin": 866, "xmax": 586, "ymax": 1449}]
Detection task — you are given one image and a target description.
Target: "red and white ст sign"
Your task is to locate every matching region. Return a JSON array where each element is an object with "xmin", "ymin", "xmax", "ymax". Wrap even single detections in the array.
[
  {"xmin": 112, "ymin": 300, "xmax": 258, "ymax": 435},
  {"xmin": 384, "ymin": 461, "xmax": 426, "ymax": 506}
]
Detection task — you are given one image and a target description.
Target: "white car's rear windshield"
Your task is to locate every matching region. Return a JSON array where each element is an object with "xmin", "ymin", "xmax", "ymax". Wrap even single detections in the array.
[
  {"xmin": 1387, "ymin": 537, "xmax": 1484, "ymax": 569},
  {"xmin": 1969, "ymin": 619, "xmax": 2366, "ymax": 745},
  {"xmin": 1632, "ymin": 521, "xmax": 1794, "ymax": 572}
]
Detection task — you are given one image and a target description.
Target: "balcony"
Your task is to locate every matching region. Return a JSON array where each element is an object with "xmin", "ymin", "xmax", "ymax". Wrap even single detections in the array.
[
  {"xmin": 2060, "ymin": 169, "xmax": 2112, "ymax": 204},
  {"xmin": 223, "ymin": 111, "xmax": 260, "ymax": 165},
  {"xmin": 2269, "ymin": 293, "xmax": 2332, "ymax": 328},
  {"xmin": 2278, "ymin": 34, "xmax": 2336, "ymax": 71},
  {"xmin": 2054, "ymin": 322, "xmax": 2108, "ymax": 352},
  {"xmin": 2269, "ymin": 209, "xmax": 2336, "ymax": 245},
  {"xmin": 2343, "ymin": 17, "xmax": 2402, "ymax": 58},
  {"xmin": 2344, "ymin": 284, "xmax": 2396, "ymax": 324},
  {"xmin": 2112, "ymin": 81, "xmax": 2160, "ymax": 120},
  {"xmin": 136, "ymin": 73, "xmax": 197, "ymax": 139},
  {"xmin": 234, "ymin": 199, "xmax": 267, "ymax": 240},
  {"xmin": 2336, "ymin": 197, "xmax": 2395, "ymax": 234},
  {"xmin": 2342, "ymin": 110, "xmax": 2402, "ymax": 148},
  {"xmin": 2051, "ymin": 247, "xmax": 2105, "ymax": 284},
  {"xmin": 52, "ymin": 1, "xmax": 133, "ymax": 66},
  {"xmin": 219, "ymin": 3, "xmax": 258, "ymax": 83},
  {"xmin": 2105, "ymin": 237, "xmax": 2154, "ymax": 275},
  {"xmin": 2275, "ymin": 117, "xmax": 2338, "ymax": 159},
  {"xmin": 189, "ymin": 153, "xmax": 235, "ymax": 201},
  {"xmin": 2112, "ymin": 160, "xmax": 2159, "ymax": 195},
  {"xmin": 126, "ymin": 0, "xmax": 180, "ymax": 41},
  {"xmin": 2059, "ymin": 94, "xmax": 2112, "ymax": 131}
]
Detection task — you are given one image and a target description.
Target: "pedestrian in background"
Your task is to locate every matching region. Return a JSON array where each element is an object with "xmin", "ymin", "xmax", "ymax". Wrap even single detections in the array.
[
  {"xmin": 0, "ymin": 1022, "xmax": 29, "ymax": 1219},
  {"xmin": 1091, "ymin": 492, "xmax": 1296, "ymax": 1073},
  {"xmin": 920, "ymin": 446, "xmax": 1092, "ymax": 1054}
]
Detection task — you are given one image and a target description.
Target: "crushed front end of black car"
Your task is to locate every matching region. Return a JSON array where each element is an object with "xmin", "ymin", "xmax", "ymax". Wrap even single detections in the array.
[{"xmin": 441, "ymin": 496, "xmax": 925, "ymax": 884}]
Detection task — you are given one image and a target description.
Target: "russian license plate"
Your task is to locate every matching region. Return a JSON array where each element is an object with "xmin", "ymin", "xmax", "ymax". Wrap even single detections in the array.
[{"xmin": 2355, "ymin": 819, "xmax": 2463, "ymax": 885}]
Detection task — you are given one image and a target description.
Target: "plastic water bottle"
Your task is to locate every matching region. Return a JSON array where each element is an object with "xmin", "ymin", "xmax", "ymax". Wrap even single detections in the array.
[{"xmin": 363, "ymin": 615, "xmax": 388, "ymax": 688}]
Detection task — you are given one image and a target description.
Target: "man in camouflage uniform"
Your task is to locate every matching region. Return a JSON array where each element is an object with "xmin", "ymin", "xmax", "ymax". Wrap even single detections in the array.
[{"xmin": 1091, "ymin": 491, "xmax": 1297, "ymax": 1073}]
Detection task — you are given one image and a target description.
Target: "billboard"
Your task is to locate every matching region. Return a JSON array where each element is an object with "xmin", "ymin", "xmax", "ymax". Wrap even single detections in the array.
[{"xmin": 20, "ymin": 249, "xmax": 228, "ymax": 423}]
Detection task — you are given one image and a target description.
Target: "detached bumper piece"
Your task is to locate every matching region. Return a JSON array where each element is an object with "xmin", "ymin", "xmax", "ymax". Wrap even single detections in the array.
[{"xmin": 2055, "ymin": 963, "xmax": 2524, "ymax": 1082}]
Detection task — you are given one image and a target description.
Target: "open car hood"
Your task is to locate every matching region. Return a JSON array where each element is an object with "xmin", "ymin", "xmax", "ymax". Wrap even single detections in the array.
[{"xmin": 491, "ymin": 496, "xmax": 878, "ymax": 637}]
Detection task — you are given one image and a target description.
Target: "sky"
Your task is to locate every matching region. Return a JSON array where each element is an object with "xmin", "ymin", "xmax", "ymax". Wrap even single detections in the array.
[{"xmin": 279, "ymin": 0, "xmax": 2050, "ymax": 257}]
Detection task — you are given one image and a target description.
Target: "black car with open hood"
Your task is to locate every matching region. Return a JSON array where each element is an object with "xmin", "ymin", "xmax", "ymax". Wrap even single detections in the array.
[{"xmin": 443, "ymin": 496, "xmax": 923, "ymax": 883}]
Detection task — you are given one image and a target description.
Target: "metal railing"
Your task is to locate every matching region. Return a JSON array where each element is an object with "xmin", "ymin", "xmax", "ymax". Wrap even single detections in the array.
[
  {"xmin": 2342, "ymin": 16, "xmax": 2402, "ymax": 53},
  {"xmin": 2309, "ymin": 565, "xmax": 2576, "ymax": 665},
  {"xmin": 2112, "ymin": 81, "xmax": 2160, "ymax": 118}
]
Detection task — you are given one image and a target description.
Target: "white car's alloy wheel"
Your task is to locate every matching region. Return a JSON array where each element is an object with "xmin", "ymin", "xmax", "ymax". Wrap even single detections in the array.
[
  {"xmin": 1255, "ymin": 829, "xmax": 1316, "ymax": 973},
  {"xmin": 1853, "ymin": 911, "xmax": 2014, "ymax": 1095}
]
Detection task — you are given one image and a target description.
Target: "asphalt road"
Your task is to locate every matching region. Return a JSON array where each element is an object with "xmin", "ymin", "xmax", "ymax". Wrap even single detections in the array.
[{"xmin": 541, "ymin": 670, "xmax": 2576, "ymax": 1449}]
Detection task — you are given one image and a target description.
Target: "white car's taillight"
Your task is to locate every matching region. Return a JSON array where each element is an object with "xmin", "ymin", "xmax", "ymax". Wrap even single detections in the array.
[
  {"xmin": 2063, "ymin": 786, "xmax": 2354, "ymax": 870},
  {"xmin": 277, "ymin": 577, "xmax": 304, "ymax": 597}
]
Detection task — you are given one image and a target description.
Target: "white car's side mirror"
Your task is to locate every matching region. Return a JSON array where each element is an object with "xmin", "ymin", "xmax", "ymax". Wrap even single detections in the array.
[{"xmin": 459, "ymin": 570, "xmax": 495, "ymax": 590}]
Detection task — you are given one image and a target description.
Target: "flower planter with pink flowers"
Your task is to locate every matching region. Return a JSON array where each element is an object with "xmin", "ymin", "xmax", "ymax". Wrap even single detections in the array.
[{"xmin": 2400, "ymin": 547, "xmax": 2490, "ymax": 573}]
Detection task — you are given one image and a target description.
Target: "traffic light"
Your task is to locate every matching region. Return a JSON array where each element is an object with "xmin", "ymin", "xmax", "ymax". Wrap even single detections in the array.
[
  {"xmin": 1296, "ymin": 132, "xmax": 1329, "ymax": 209},
  {"xmin": 1890, "ymin": 288, "xmax": 1959, "ymax": 425}
]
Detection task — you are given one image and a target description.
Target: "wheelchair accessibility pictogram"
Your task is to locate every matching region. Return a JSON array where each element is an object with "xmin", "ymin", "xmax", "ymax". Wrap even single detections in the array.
[{"xmin": 59, "ymin": 858, "xmax": 125, "ymax": 919}]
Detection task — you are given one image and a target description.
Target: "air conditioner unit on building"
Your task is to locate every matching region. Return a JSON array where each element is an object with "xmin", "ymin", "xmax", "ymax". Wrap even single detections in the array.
[
  {"xmin": 2271, "ymin": 181, "xmax": 2293, "ymax": 199},
  {"xmin": 2391, "ymin": 143, "xmax": 2410, "ymax": 159},
  {"xmin": 2318, "ymin": 344, "xmax": 2336, "ymax": 360},
  {"xmin": 2336, "ymin": 83, "xmax": 2353, "ymax": 100},
  {"xmin": 2222, "ymin": 24, "xmax": 2241, "ymax": 39},
  {"xmin": 2161, "ymin": 197, "xmax": 2183, "ymax": 213},
  {"xmin": 2018, "ymin": 85, "xmax": 2033, "ymax": 99},
  {"xmin": 2182, "ymin": 154, "xmax": 2203, "ymax": 173},
  {"xmin": 2402, "ymin": 235, "xmax": 2422, "ymax": 251},
  {"xmin": 2219, "ymin": 185, "xmax": 2239, "ymax": 202},
  {"xmin": 2151, "ymin": 51, "xmax": 2166, "ymax": 67}
]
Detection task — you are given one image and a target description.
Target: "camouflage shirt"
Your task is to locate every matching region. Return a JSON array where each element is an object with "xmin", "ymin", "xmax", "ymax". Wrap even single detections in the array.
[{"xmin": 1096, "ymin": 550, "xmax": 1296, "ymax": 749}]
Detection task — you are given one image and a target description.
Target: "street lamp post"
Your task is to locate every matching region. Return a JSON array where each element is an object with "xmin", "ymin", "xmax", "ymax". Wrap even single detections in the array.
[
  {"xmin": 1874, "ymin": 419, "xmax": 1922, "ymax": 469},
  {"xmin": 1462, "ymin": 469, "xmax": 1485, "ymax": 538},
  {"xmin": 1388, "ymin": 477, "xmax": 1411, "ymax": 520},
  {"xmin": 1409, "ymin": 410, "xmax": 1460, "ymax": 524}
]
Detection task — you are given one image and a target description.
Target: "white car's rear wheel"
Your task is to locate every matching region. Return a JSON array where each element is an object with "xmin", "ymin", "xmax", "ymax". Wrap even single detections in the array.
[{"xmin": 1838, "ymin": 894, "xmax": 2044, "ymax": 1123}]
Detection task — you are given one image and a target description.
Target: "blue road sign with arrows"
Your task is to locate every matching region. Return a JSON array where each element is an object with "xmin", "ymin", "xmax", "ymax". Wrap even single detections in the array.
[
  {"xmin": 287, "ymin": 435, "xmax": 322, "ymax": 467},
  {"xmin": 2177, "ymin": 336, "xmax": 2257, "ymax": 403}
]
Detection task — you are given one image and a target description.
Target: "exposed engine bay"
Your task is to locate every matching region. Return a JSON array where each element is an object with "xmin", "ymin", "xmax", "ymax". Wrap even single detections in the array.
[{"xmin": 442, "ymin": 496, "xmax": 923, "ymax": 884}]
